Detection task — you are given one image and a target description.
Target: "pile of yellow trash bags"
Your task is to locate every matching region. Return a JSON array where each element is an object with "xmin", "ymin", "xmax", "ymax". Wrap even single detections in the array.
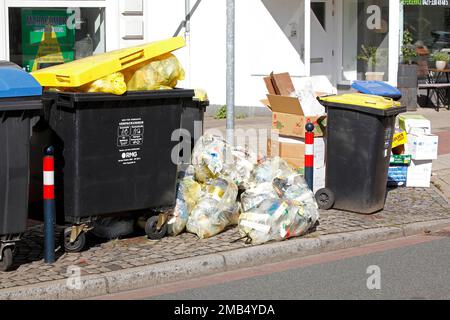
[
  {"xmin": 168, "ymin": 134, "xmax": 320, "ymax": 245},
  {"xmin": 48, "ymin": 53, "xmax": 185, "ymax": 95}
]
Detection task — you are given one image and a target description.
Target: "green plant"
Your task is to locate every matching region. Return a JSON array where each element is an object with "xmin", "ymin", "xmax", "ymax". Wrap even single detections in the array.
[
  {"xmin": 214, "ymin": 105, "xmax": 227, "ymax": 119},
  {"xmin": 401, "ymin": 29, "xmax": 417, "ymax": 64},
  {"xmin": 214, "ymin": 106, "xmax": 247, "ymax": 120},
  {"xmin": 431, "ymin": 51, "xmax": 450, "ymax": 62},
  {"xmin": 357, "ymin": 45, "xmax": 380, "ymax": 72}
]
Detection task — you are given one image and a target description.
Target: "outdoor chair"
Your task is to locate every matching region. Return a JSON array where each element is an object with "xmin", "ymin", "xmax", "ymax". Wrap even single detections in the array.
[{"xmin": 417, "ymin": 61, "xmax": 450, "ymax": 111}]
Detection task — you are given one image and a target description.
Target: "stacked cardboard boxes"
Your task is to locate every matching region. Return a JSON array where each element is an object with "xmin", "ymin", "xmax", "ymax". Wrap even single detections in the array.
[
  {"xmin": 262, "ymin": 73, "xmax": 329, "ymax": 192},
  {"xmin": 398, "ymin": 115, "xmax": 439, "ymax": 188}
]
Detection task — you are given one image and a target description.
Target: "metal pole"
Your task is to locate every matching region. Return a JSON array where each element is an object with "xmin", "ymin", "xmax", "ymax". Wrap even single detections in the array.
[
  {"xmin": 185, "ymin": 0, "xmax": 191, "ymax": 87},
  {"xmin": 43, "ymin": 146, "xmax": 55, "ymax": 264},
  {"xmin": 226, "ymin": 0, "xmax": 235, "ymax": 145}
]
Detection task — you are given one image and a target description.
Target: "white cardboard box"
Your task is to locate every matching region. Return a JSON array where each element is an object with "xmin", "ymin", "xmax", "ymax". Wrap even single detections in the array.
[
  {"xmin": 406, "ymin": 159, "xmax": 432, "ymax": 188},
  {"xmin": 313, "ymin": 165, "xmax": 326, "ymax": 193},
  {"xmin": 407, "ymin": 133, "xmax": 439, "ymax": 160},
  {"xmin": 399, "ymin": 115, "xmax": 431, "ymax": 134}
]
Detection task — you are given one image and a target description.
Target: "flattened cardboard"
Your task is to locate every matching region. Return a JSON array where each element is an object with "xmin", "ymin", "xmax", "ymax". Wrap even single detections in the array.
[
  {"xmin": 264, "ymin": 76, "xmax": 277, "ymax": 95},
  {"xmin": 271, "ymin": 72, "xmax": 295, "ymax": 96},
  {"xmin": 267, "ymin": 94, "xmax": 304, "ymax": 115}
]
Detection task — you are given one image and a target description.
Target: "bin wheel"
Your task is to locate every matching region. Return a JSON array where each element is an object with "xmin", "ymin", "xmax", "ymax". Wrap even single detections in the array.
[
  {"xmin": 145, "ymin": 216, "xmax": 168, "ymax": 240},
  {"xmin": 315, "ymin": 188, "xmax": 335, "ymax": 210},
  {"xmin": 63, "ymin": 228, "xmax": 86, "ymax": 253},
  {"xmin": 0, "ymin": 247, "xmax": 13, "ymax": 272}
]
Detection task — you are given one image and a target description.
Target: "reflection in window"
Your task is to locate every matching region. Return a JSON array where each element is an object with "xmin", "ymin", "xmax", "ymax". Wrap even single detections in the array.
[{"xmin": 8, "ymin": 7, "xmax": 106, "ymax": 71}]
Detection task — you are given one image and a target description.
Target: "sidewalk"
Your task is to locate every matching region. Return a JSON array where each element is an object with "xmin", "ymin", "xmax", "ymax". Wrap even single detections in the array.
[{"xmin": 0, "ymin": 107, "xmax": 449, "ymax": 300}]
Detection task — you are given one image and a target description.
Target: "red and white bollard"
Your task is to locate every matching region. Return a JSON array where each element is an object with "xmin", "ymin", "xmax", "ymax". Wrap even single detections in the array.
[
  {"xmin": 304, "ymin": 122, "xmax": 315, "ymax": 191},
  {"xmin": 43, "ymin": 146, "xmax": 55, "ymax": 263}
]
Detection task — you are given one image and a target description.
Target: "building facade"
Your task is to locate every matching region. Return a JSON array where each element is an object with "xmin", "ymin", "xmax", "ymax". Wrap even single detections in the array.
[{"xmin": 0, "ymin": 0, "xmax": 449, "ymax": 107}]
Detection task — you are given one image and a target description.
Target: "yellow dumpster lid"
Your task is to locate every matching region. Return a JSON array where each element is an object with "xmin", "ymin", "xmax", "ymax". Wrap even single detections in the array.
[
  {"xmin": 31, "ymin": 37, "xmax": 185, "ymax": 88},
  {"xmin": 319, "ymin": 93, "xmax": 401, "ymax": 110}
]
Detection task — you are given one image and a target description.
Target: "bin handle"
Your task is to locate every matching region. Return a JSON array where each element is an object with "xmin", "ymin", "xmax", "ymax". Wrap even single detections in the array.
[
  {"xmin": 56, "ymin": 95, "xmax": 73, "ymax": 107},
  {"xmin": 120, "ymin": 50, "xmax": 145, "ymax": 68},
  {"xmin": 55, "ymin": 74, "xmax": 71, "ymax": 84}
]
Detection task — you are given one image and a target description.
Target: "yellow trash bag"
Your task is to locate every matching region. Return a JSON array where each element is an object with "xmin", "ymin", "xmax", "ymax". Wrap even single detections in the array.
[
  {"xmin": 81, "ymin": 72, "xmax": 127, "ymax": 95},
  {"xmin": 49, "ymin": 72, "xmax": 128, "ymax": 95},
  {"xmin": 125, "ymin": 53, "xmax": 185, "ymax": 91}
]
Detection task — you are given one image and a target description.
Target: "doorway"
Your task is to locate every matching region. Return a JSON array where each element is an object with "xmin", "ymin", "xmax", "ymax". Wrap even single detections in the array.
[{"xmin": 310, "ymin": 0, "xmax": 337, "ymax": 86}]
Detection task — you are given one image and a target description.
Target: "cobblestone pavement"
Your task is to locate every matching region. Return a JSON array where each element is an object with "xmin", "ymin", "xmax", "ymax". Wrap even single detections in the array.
[{"xmin": 0, "ymin": 186, "xmax": 449, "ymax": 290}]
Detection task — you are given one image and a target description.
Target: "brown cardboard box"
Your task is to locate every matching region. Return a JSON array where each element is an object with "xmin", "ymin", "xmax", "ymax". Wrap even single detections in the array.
[
  {"xmin": 267, "ymin": 137, "xmax": 305, "ymax": 169},
  {"xmin": 283, "ymin": 157, "xmax": 305, "ymax": 170},
  {"xmin": 265, "ymin": 94, "xmax": 325, "ymax": 138},
  {"xmin": 268, "ymin": 136, "xmax": 305, "ymax": 158}
]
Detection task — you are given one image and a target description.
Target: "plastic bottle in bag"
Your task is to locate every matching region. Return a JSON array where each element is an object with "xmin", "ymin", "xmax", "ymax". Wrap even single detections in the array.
[
  {"xmin": 168, "ymin": 177, "xmax": 203, "ymax": 236},
  {"xmin": 186, "ymin": 178, "xmax": 239, "ymax": 239}
]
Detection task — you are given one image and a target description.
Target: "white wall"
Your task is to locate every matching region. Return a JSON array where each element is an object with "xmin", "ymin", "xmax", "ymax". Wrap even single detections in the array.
[{"xmin": 170, "ymin": 0, "xmax": 308, "ymax": 107}]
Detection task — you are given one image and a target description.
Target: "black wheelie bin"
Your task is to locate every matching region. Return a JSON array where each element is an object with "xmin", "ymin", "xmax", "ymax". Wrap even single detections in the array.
[
  {"xmin": 0, "ymin": 61, "xmax": 42, "ymax": 271},
  {"xmin": 29, "ymin": 89, "xmax": 195, "ymax": 252},
  {"xmin": 177, "ymin": 97, "xmax": 209, "ymax": 172},
  {"xmin": 316, "ymin": 93, "xmax": 406, "ymax": 214}
]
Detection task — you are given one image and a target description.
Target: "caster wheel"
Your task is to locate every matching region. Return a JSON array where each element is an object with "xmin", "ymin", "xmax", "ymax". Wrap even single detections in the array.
[
  {"xmin": 145, "ymin": 216, "xmax": 168, "ymax": 240},
  {"xmin": 63, "ymin": 228, "xmax": 87, "ymax": 253},
  {"xmin": 0, "ymin": 247, "xmax": 13, "ymax": 272},
  {"xmin": 315, "ymin": 188, "xmax": 335, "ymax": 210}
]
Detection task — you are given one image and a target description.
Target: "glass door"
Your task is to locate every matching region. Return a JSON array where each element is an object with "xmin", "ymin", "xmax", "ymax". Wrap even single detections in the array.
[{"xmin": 341, "ymin": 0, "xmax": 390, "ymax": 83}]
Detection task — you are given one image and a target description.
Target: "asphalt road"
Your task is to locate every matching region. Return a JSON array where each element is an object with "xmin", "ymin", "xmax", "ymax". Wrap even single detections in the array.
[{"xmin": 95, "ymin": 231, "xmax": 450, "ymax": 300}]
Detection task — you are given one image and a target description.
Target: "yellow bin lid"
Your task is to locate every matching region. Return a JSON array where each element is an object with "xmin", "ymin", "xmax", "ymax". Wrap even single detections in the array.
[
  {"xmin": 31, "ymin": 37, "xmax": 186, "ymax": 88},
  {"xmin": 320, "ymin": 93, "xmax": 401, "ymax": 109}
]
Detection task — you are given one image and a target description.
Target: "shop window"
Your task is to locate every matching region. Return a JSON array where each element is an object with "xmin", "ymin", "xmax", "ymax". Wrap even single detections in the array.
[
  {"xmin": 341, "ymin": 0, "xmax": 389, "ymax": 82},
  {"xmin": 8, "ymin": 7, "xmax": 106, "ymax": 71},
  {"xmin": 403, "ymin": 5, "xmax": 450, "ymax": 56}
]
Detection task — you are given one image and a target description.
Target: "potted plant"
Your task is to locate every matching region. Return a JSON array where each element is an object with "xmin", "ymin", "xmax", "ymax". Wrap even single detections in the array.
[
  {"xmin": 431, "ymin": 52, "xmax": 450, "ymax": 70},
  {"xmin": 357, "ymin": 45, "xmax": 385, "ymax": 81},
  {"xmin": 398, "ymin": 29, "xmax": 418, "ymax": 111}
]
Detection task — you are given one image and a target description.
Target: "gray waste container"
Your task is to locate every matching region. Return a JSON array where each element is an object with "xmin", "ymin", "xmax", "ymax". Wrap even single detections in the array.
[{"xmin": 0, "ymin": 61, "xmax": 42, "ymax": 271}]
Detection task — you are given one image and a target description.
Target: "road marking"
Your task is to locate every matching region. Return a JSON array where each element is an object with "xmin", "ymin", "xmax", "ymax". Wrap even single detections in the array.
[{"xmin": 91, "ymin": 232, "xmax": 446, "ymax": 300}]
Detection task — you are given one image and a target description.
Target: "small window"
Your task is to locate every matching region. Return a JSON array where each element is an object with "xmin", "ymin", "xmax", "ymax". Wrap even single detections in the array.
[{"xmin": 311, "ymin": 2, "xmax": 326, "ymax": 31}]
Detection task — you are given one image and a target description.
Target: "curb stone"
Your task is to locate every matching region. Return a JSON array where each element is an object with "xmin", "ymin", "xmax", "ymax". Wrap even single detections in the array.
[{"xmin": 1, "ymin": 218, "xmax": 450, "ymax": 300}]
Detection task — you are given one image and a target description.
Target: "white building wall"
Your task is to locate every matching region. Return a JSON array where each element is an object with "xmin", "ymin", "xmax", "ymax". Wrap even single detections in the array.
[
  {"xmin": 0, "ymin": 0, "xmax": 402, "ymax": 107},
  {"xmin": 173, "ymin": 0, "xmax": 308, "ymax": 107},
  {"xmin": 144, "ymin": 0, "xmax": 307, "ymax": 107}
]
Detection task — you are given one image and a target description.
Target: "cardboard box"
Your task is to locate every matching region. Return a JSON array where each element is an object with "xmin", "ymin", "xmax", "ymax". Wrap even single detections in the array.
[
  {"xmin": 266, "ymin": 94, "xmax": 326, "ymax": 138},
  {"xmin": 398, "ymin": 115, "xmax": 431, "ymax": 134},
  {"xmin": 283, "ymin": 157, "xmax": 305, "ymax": 170},
  {"xmin": 407, "ymin": 133, "xmax": 439, "ymax": 160},
  {"xmin": 313, "ymin": 165, "xmax": 326, "ymax": 193},
  {"xmin": 387, "ymin": 166, "xmax": 408, "ymax": 187},
  {"xmin": 406, "ymin": 159, "xmax": 432, "ymax": 188},
  {"xmin": 268, "ymin": 136, "xmax": 325, "ymax": 167}
]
